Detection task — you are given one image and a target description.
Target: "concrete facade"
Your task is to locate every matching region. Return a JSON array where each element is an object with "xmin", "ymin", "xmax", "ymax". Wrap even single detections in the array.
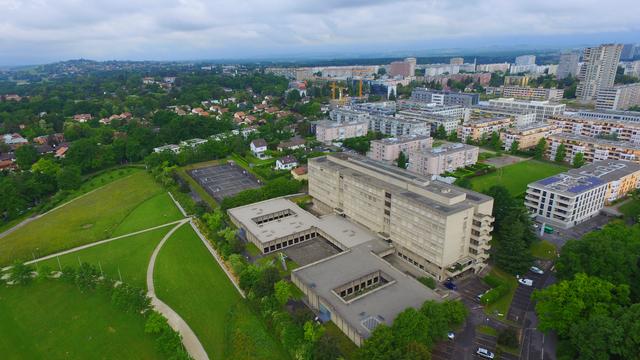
[
  {"xmin": 595, "ymin": 83, "xmax": 640, "ymax": 111},
  {"xmin": 546, "ymin": 133, "xmax": 640, "ymax": 164},
  {"xmin": 368, "ymin": 114, "xmax": 430, "ymax": 137},
  {"xmin": 577, "ymin": 44, "xmax": 623, "ymax": 102},
  {"xmin": 315, "ymin": 119, "xmax": 369, "ymax": 144},
  {"xmin": 367, "ymin": 135, "xmax": 432, "ymax": 162},
  {"xmin": 408, "ymin": 143, "xmax": 479, "ymax": 176},
  {"xmin": 488, "ymin": 98, "xmax": 566, "ymax": 122},
  {"xmin": 501, "ymin": 123, "xmax": 560, "ymax": 150},
  {"xmin": 458, "ymin": 116, "xmax": 514, "ymax": 142},
  {"xmin": 501, "ymin": 86, "xmax": 564, "ymax": 102},
  {"xmin": 549, "ymin": 114, "xmax": 640, "ymax": 144}
]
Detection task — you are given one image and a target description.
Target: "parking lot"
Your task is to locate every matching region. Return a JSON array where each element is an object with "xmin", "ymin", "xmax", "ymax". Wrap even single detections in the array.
[
  {"xmin": 507, "ymin": 262, "xmax": 552, "ymax": 325},
  {"xmin": 188, "ymin": 163, "xmax": 262, "ymax": 202},
  {"xmin": 536, "ymin": 213, "xmax": 613, "ymax": 248}
]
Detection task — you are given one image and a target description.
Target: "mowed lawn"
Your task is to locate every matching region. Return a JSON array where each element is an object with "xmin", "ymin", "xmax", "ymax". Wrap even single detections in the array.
[
  {"xmin": 38, "ymin": 226, "xmax": 172, "ymax": 289},
  {"xmin": 154, "ymin": 224, "xmax": 289, "ymax": 360},
  {"xmin": 0, "ymin": 172, "xmax": 183, "ymax": 265},
  {"xmin": 470, "ymin": 160, "xmax": 569, "ymax": 196},
  {"xmin": 0, "ymin": 281, "xmax": 165, "ymax": 359}
]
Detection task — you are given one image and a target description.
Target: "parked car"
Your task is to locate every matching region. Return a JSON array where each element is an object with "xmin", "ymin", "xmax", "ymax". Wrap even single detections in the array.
[
  {"xmin": 444, "ymin": 279, "xmax": 457, "ymax": 290},
  {"xmin": 448, "ymin": 331, "xmax": 455, "ymax": 340},
  {"xmin": 518, "ymin": 278, "xmax": 533, "ymax": 286},
  {"xmin": 530, "ymin": 266, "xmax": 544, "ymax": 275},
  {"xmin": 476, "ymin": 289, "xmax": 490, "ymax": 302},
  {"xmin": 476, "ymin": 347, "xmax": 495, "ymax": 359}
]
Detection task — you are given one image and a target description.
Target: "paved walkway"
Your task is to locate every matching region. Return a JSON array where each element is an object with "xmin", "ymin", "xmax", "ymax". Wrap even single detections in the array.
[
  {"xmin": 0, "ymin": 219, "xmax": 186, "ymax": 271},
  {"xmin": 168, "ymin": 192, "xmax": 188, "ymax": 217},
  {"xmin": 189, "ymin": 220, "xmax": 246, "ymax": 298},
  {"xmin": 146, "ymin": 219, "xmax": 209, "ymax": 360}
]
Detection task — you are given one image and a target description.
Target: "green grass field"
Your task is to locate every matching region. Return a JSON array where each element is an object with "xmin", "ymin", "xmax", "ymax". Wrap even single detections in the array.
[
  {"xmin": 38, "ymin": 226, "xmax": 172, "ymax": 289},
  {"xmin": 484, "ymin": 268, "xmax": 518, "ymax": 317},
  {"xmin": 0, "ymin": 172, "xmax": 182, "ymax": 265},
  {"xmin": 619, "ymin": 198, "xmax": 640, "ymax": 222},
  {"xmin": 470, "ymin": 160, "xmax": 569, "ymax": 196},
  {"xmin": 531, "ymin": 240, "xmax": 557, "ymax": 260},
  {"xmin": 154, "ymin": 223, "xmax": 289, "ymax": 359},
  {"xmin": 0, "ymin": 281, "xmax": 165, "ymax": 359}
]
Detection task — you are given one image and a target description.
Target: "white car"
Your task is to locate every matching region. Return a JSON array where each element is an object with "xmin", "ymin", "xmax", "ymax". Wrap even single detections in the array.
[
  {"xmin": 530, "ymin": 266, "xmax": 544, "ymax": 275},
  {"xmin": 518, "ymin": 278, "xmax": 533, "ymax": 286},
  {"xmin": 448, "ymin": 331, "xmax": 455, "ymax": 340},
  {"xmin": 476, "ymin": 347, "xmax": 495, "ymax": 359}
]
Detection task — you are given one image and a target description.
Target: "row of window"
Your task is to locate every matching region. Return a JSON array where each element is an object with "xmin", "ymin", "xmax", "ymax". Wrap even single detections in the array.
[{"xmin": 263, "ymin": 231, "xmax": 317, "ymax": 254}]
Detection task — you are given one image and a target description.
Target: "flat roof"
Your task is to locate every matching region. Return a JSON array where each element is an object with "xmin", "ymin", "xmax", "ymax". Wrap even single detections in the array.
[
  {"xmin": 371, "ymin": 134, "xmax": 431, "ymax": 145},
  {"xmin": 530, "ymin": 160, "xmax": 640, "ymax": 195},
  {"xmin": 228, "ymin": 197, "xmax": 379, "ymax": 248},
  {"xmin": 293, "ymin": 240, "xmax": 440, "ymax": 339}
]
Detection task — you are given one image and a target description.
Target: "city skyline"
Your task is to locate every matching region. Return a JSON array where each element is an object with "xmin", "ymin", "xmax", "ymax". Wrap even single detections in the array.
[{"xmin": 1, "ymin": 0, "xmax": 639, "ymax": 66}]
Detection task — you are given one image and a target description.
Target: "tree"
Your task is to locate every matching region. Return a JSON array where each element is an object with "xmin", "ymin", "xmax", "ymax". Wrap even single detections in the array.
[
  {"xmin": 435, "ymin": 125, "xmax": 447, "ymax": 139},
  {"xmin": 312, "ymin": 335, "xmax": 341, "ymax": 360},
  {"xmin": 274, "ymin": 280, "xmax": 291, "ymax": 306},
  {"xmin": 573, "ymin": 152, "xmax": 585, "ymax": 168},
  {"xmin": 489, "ymin": 132, "xmax": 503, "ymax": 151},
  {"xmin": 253, "ymin": 266, "xmax": 280, "ymax": 298},
  {"xmin": 15, "ymin": 144, "xmax": 39, "ymax": 169},
  {"xmin": 534, "ymin": 138, "xmax": 547, "ymax": 160},
  {"xmin": 455, "ymin": 177, "xmax": 472, "ymax": 189},
  {"xmin": 554, "ymin": 144, "xmax": 566, "ymax": 163},
  {"xmin": 396, "ymin": 151, "xmax": 408, "ymax": 169},
  {"xmin": 56, "ymin": 165, "xmax": 82, "ymax": 191},
  {"xmin": 204, "ymin": 209, "xmax": 224, "ymax": 232},
  {"xmin": 509, "ymin": 140, "xmax": 519, "ymax": 155},
  {"xmin": 493, "ymin": 212, "xmax": 533, "ymax": 275},
  {"xmin": 483, "ymin": 185, "xmax": 516, "ymax": 233},
  {"xmin": 9, "ymin": 262, "xmax": 34, "ymax": 285},
  {"xmin": 303, "ymin": 321, "xmax": 325, "ymax": 343},
  {"xmin": 31, "ymin": 158, "xmax": 61, "ymax": 178}
]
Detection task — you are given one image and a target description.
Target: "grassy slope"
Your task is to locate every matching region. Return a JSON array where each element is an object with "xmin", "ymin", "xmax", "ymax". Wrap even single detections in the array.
[
  {"xmin": 38, "ymin": 227, "xmax": 171, "ymax": 289},
  {"xmin": 0, "ymin": 281, "xmax": 165, "ymax": 359},
  {"xmin": 470, "ymin": 160, "xmax": 569, "ymax": 196},
  {"xmin": 112, "ymin": 192, "xmax": 184, "ymax": 236},
  {"xmin": 154, "ymin": 224, "xmax": 288, "ymax": 360},
  {"xmin": 484, "ymin": 268, "xmax": 518, "ymax": 317},
  {"xmin": 531, "ymin": 240, "xmax": 557, "ymax": 260},
  {"xmin": 0, "ymin": 172, "xmax": 172, "ymax": 265},
  {"xmin": 619, "ymin": 198, "xmax": 640, "ymax": 222}
]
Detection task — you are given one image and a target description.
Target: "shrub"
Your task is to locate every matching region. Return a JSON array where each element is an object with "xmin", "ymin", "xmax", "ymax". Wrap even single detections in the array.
[
  {"xmin": 497, "ymin": 328, "xmax": 519, "ymax": 348},
  {"xmin": 418, "ymin": 276, "xmax": 437, "ymax": 289},
  {"xmin": 481, "ymin": 284, "xmax": 511, "ymax": 305}
]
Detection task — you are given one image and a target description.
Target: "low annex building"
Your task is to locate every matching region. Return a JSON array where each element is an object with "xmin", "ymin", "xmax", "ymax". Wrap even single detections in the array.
[{"xmin": 227, "ymin": 197, "xmax": 440, "ymax": 346}]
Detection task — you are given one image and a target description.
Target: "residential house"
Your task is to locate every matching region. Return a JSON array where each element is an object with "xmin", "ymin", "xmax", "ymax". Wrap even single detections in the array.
[
  {"xmin": 276, "ymin": 155, "xmax": 298, "ymax": 170},
  {"xmin": 251, "ymin": 139, "xmax": 268, "ymax": 159},
  {"xmin": 1, "ymin": 133, "xmax": 28, "ymax": 146},
  {"xmin": 73, "ymin": 114, "xmax": 93, "ymax": 122},
  {"xmin": 277, "ymin": 138, "xmax": 306, "ymax": 151},
  {"xmin": 291, "ymin": 166, "xmax": 308, "ymax": 180}
]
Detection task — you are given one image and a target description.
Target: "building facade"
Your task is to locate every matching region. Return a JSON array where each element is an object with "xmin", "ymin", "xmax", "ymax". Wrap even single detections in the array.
[
  {"xmin": 408, "ymin": 143, "xmax": 479, "ymax": 176},
  {"xmin": 548, "ymin": 114, "xmax": 640, "ymax": 143},
  {"xmin": 488, "ymin": 98, "xmax": 566, "ymax": 122},
  {"xmin": 411, "ymin": 88, "xmax": 479, "ymax": 107},
  {"xmin": 501, "ymin": 86, "xmax": 564, "ymax": 102},
  {"xmin": 315, "ymin": 120, "xmax": 369, "ymax": 144},
  {"xmin": 546, "ymin": 133, "xmax": 640, "ymax": 164},
  {"xmin": 368, "ymin": 114, "xmax": 430, "ymax": 137},
  {"xmin": 309, "ymin": 153, "xmax": 494, "ymax": 281},
  {"xmin": 367, "ymin": 135, "xmax": 433, "ymax": 162},
  {"xmin": 595, "ymin": 83, "xmax": 640, "ymax": 111},
  {"xmin": 525, "ymin": 160, "xmax": 640, "ymax": 228},
  {"xmin": 458, "ymin": 116, "xmax": 514, "ymax": 141},
  {"xmin": 557, "ymin": 51, "xmax": 580, "ymax": 80},
  {"xmin": 576, "ymin": 44, "xmax": 623, "ymax": 102},
  {"xmin": 500, "ymin": 123, "xmax": 560, "ymax": 150}
]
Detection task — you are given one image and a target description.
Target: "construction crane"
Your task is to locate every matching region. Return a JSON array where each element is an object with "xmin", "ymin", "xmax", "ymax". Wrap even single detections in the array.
[
  {"xmin": 330, "ymin": 81, "xmax": 349, "ymax": 105},
  {"xmin": 358, "ymin": 79, "xmax": 363, "ymax": 97}
]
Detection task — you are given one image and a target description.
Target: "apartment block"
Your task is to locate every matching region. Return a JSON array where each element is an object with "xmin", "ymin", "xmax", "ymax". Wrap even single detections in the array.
[
  {"xmin": 408, "ymin": 143, "xmax": 479, "ymax": 176},
  {"xmin": 501, "ymin": 86, "xmax": 564, "ymax": 102},
  {"xmin": 411, "ymin": 88, "xmax": 479, "ymax": 107},
  {"xmin": 475, "ymin": 63, "xmax": 510, "ymax": 73},
  {"xmin": 525, "ymin": 160, "xmax": 640, "ymax": 229},
  {"xmin": 330, "ymin": 108, "xmax": 371, "ymax": 123},
  {"xmin": 576, "ymin": 110, "xmax": 640, "ymax": 123},
  {"xmin": 546, "ymin": 133, "xmax": 640, "ymax": 163},
  {"xmin": 465, "ymin": 106, "xmax": 537, "ymax": 127},
  {"xmin": 556, "ymin": 51, "xmax": 580, "ymax": 80},
  {"xmin": 577, "ymin": 44, "xmax": 623, "ymax": 102},
  {"xmin": 548, "ymin": 114, "xmax": 640, "ymax": 143},
  {"xmin": 397, "ymin": 110, "xmax": 461, "ymax": 134},
  {"xmin": 488, "ymin": 98, "xmax": 566, "ymax": 122},
  {"xmin": 367, "ymin": 135, "xmax": 432, "ymax": 162},
  {"xmin": 368, "ymin": 114, "xmax": 430, "ymax": 137},
  {"xmin": 623, "ymin": 60, "xmax": 640, "ymax": 78},
  {"xmin": 595, "ymin": 83, "xmax": 640, "ymax": 111},
  {"xmin": 315, "ymin": 119, "xmax": 369, "ymax": 144},
  {"xmin": 396, "ymin": 100, "xmax": 465, "ymax": 119},
  {"xmin": 308, "ymin": 153, "xmax": 494, "ymax": 281},
  {"xmin": 458, "ymin": 116, "xmax": 514, "ymax": 142},
  {"xmin": 500, "ymin": 123, "xmax": 560, "ymax": 150},
  {"xmin": 504, "ymin": 75, "xmax": 530, "ymax": 87}
]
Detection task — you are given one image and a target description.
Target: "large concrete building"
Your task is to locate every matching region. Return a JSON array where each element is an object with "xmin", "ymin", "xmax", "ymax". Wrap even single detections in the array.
[
  {"xmin": 309, "ymin": 153, "xmax": 494, "ymax": 281},
  {"xmin": 515, "ymin": 55, "xmax": 536, "ymax": 66},
  {"xmin": 367, "ymin": 135, "xmax": 432, "ymax": 162},
  {"xmin": 500, "ymin": 123, "xmax": 560, "ymax": 150},
  {"xmin": 315, "ymin": 119, "xmax": 369, "ymax": 144},
  {"xmin": 546, "ymin": 133, "xmax": 640, "ymax": 164},
  {"xmin": 487, "ymin": 98, "xmax": 566, "ymax": 122},
  {"xmin": 411, "ymin": 88, "xmax": 479, "ymax": 107},
  {"xmin": 556, "ymin": 51, "xmax": 580, "ymax": 80},
  {"xmin": 576, "ymin": 44, "xmax": 623, "ymax": 102},
  {"xmin": 388, "ymin": 57, "xmax": 416, "ymax": 78},
  {"xmin": 330, "ymin": 108, "xmax": 370, "ymax": 123},
  {"xmin": 576, "ymin": 110, "xmax": 640, "ymax": 123},
  {"xmin": 500, "ymin": 86, "xmax": 564, "ymax": 102},
  {"xmin": 408, "ymin": 143, "xmax": 479, "ymax": 176},
  {"xmin": 368, "ymin": 114, "xmax": 430, "ymax": 137},
  {"xmin": 465, "ymin": 107, "xmax": 537, "ymax": 127},
  {"xmin": 548, "ymin": 114, "xmax": 640, "ymax": 143},
  {"xmin": 458, "ymin": 116, "xmax": 514, "ymax": 142},
  {"xmin": 595, "ymin": 83, "xmax": 640, "ymax": 111},
  {"xmin": 525, "ymin": 160, "xmax": 640, "ymax": 228}
]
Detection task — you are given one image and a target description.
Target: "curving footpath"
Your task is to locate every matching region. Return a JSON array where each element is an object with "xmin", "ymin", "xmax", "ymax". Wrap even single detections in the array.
[{"xmin": 146, "ymin": 219, "xmax": 209, "ymax": 360}]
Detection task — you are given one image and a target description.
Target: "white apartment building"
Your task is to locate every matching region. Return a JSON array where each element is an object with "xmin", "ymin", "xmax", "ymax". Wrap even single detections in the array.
[
  {"xmin": 595, "ymin": 83, "xmax": 640, "ymax": 111},
  {"xmin": 501, "ymin": 86, "xmax": 564, "ymax": 102},
  {"xmin": 525, "ymin": 160, "xmax": 640, "ymax": 229},
  {"xmin": 329, "ymin": 108, "xmax": 371, "ymax": 123},
  {"xmin": 465, "ymin": 107, "xmax": 537, "ymax": 127},
  {"xmin": 475, "ymin": 63, "xmax": 510, "ymax": 73},
  {"xmin": 557, "ymin": 51, "xmax": 580, "ymax": 80},
  {"xmin": 501, "ymin": 123, "xmax": 560, "ymax": 150},
  {"xmin": 549, "ymin": 114, "xmax": 640, "ymax": 143},
  {"xmin": 623, "ymin": 60, "xmax": 640, "ymax": 78},
  {"xmin": 576, "ymin": 44, "xmax": 623, "ymax": 102},
  {"xmin": 488, "ymin": 98, "xmax": 566, "ymax": 122},
  {"xmin": 576, "ymin": 110, "xmax": 640, "ymax": 123},
  {"xmin": 408, "ymin": 143, "xmax": 479, "ymax": 176},
  {"xmin": 368, "ymin": 114, "xmax": 430, "ymax": 137},
  {"xmin": 546, "ymin": 133, "xmax": 640, "ymax": 164},
  {"xmin": 458, "ymin": 116, "xmax": 514, "ymax": 142},
  {"xmin": 367, "ymin": 135, "xmax": 432, "ymax": 162},
  {"xmin": 309, "ymin": 153, "xmax": 494, "ymax": 281},
  {"xmin": 315, "ymin": 119, "xmax": 369, "ymax": 144}
]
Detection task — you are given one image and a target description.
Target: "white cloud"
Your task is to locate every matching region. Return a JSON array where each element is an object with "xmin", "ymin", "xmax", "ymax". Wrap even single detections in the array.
[{"xmin": 0, "ymin": 0, "xmax": 639, "ymax": 64}]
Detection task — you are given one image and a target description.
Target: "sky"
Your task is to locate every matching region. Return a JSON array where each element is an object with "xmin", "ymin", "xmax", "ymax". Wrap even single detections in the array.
[{"xmin": 0, "ymin": 0, "xmax": 639, "ymax": 65}]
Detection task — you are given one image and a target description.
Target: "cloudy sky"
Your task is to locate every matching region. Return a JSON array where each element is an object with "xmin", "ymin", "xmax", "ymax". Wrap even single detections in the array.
[{"xmin": 1, "ymin": 0, "xmax": 639, "ymax": 65}]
